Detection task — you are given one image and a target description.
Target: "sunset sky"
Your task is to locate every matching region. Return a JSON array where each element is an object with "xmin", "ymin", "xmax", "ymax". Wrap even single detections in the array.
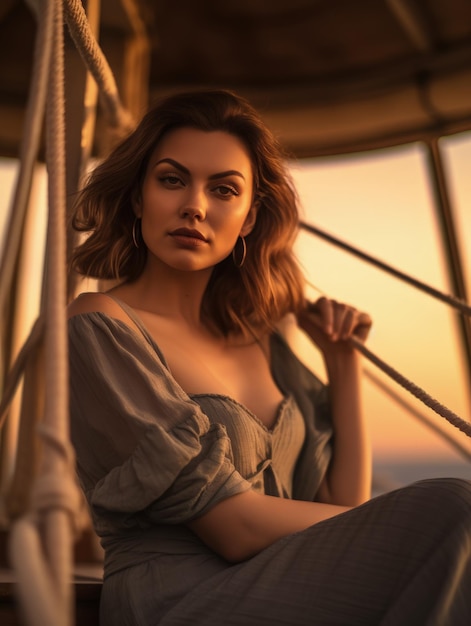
[
  {"xmin": 1, "ymin": 131, "xmax": 471, "ymax": 476},
  {"xmin": 291, "ymin": 132, "xmax": 471, "ymax": 466}
]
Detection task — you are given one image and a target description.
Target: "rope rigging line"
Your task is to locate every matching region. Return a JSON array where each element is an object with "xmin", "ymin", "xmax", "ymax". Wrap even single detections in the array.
[
  {"xmin": 300, "ymin": 221, "xmax": 471, "ymax": 440},
  {"xmin": 3, "ymin": 2, "xmax": 84, "ymax": 625},
  {"xmin": 363, "ymin": 367, "xmax": 471, "ymax": 462},
  {"xmin": 0, "ymin": 1, "xmax": 141, "ymax": 622},
  {"xmin": 0, "ymin": 0, "xmax": 53, "ymax": 341},
  {"xmin": 0, "ymin": 318, "xmax": 44, "ymax": 431},
  {"xmin": 350, "ymin": 336, "xmax": 471, "ymax": 438},
  {"xmin": 64, "ymin": 0, "xmax": 134, "ymax": 134},
  {"xmin": 299, "ymin": 221, "xmax": 471, "ymax": 317}
]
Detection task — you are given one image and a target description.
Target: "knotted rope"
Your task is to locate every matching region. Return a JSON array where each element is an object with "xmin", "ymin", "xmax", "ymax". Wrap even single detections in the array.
[
  {"xmin": 1, "ymin": 3, "xmax": 138, "ymax": 621},
  {"xmin": 4, "ymin": 2, "xmax": 85, "ymax": 625}
]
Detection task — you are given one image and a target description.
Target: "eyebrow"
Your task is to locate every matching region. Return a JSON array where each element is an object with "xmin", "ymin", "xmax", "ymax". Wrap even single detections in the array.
[{"xmin": 154, "ymin": 158, "xmax": 246, "ymax": 181}]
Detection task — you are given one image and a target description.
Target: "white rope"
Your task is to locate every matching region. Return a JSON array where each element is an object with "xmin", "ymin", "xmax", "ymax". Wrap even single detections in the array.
[
  {"xmin": 7, "ymin": 1, "xmax": 84, "ymax": 624},
  {"xmin": 0, "ymin": 0, "xmax": 53, "ymax": 342},
  {"xmin": 1, "ymin": 1, "xmax": 140, "ymax": 621},
  {"xmin": 0, "ymin": 318, "xmax": 44, "ymax": 431},
  {"xmin": 43, "ymin": 0, "xmax": 76, "ymax": 616},
  {"xmin": 64, "ymin": 0, "xmax": 135, "ymax": 135},
  {"xmin": 9, "ymin": 519, "xmax": 61, "ymax": 626}
]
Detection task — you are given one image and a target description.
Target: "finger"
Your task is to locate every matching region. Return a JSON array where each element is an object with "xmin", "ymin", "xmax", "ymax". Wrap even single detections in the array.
[
  {"xmin": 352, "ymin": 312, "xmax": 373, "ymax": 342},
  {"xmin": 342, "ymin": 311, "xmax": 372, "ymax": 342},
  {"xmin": 339, "ymin": 306, "xmax": 357, "ymax": 340},
  {"xmin": 304, "ymin": 299, "xmax": 372, "ymax": 343},
  {"xmin": 311, "ymin": 297, "xmax": 334, "ymax": 335},
  {"xmin": 332, "ymin": 304, "xmax": 372, "ymax": 341},
  {"xmin": 331, "ymin": 301, "xmax": 350, "ymax": 340}
]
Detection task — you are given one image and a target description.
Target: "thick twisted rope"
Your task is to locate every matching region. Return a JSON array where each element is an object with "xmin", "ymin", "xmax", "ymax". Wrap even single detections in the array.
[
  {"xmin": 64, "ymin": 0, "xmax": 134, "ymax": 134},
  {"xmin": 0, "ymin": 0, "xmax": 53, "ymax": 343},
  {"xmin": 0, "ymin": 318, "xmax": 44, "ymax": 431},
  {"xmin": 41, "ymin": 2, "xmax": 81, "ymax": 614},
  {"xmin": 7, "ymin": 2, "xmax": 84, "ymax": 625}
]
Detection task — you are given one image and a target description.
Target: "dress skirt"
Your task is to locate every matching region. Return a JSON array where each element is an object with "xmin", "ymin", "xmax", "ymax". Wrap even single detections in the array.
[
  {"xmin": 68, "ymin": 311, "xmax": 471, "ymax": 626},
  {"xmin": 100, "ymin": 478, "xmax": 471, "ymax": 626}
]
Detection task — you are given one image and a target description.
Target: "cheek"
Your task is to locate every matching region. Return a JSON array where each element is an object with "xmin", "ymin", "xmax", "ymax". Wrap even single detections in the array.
[
  {"xmin": 220, "ymin": 200, "xmax": 253, "ymax": 227},
  {"xmin": 140, "ymin": 193, "xmax": 172, "ymax": 225},
  {"xmin": 139, "ymin": 211, "xmax": 161, "ymax": 246},
  {"xmin": 217, "ymin": 213, "xmax": 247, "ymax": 237}
]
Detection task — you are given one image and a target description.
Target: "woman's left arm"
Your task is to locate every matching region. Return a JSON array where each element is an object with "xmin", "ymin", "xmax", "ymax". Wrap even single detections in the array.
[{"xmin": 297, "ymin": 297, "xmax": 373, "ymax": 507}]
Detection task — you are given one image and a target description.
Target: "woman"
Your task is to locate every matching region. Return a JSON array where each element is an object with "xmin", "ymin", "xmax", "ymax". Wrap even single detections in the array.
[{"xmin": 68, "ymin": 90, "xmax": 471, "ymax": 625}]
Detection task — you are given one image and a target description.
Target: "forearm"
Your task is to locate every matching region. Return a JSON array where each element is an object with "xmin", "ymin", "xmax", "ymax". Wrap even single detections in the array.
[
  {"xmin": 188, "ymin": 490, "xmax": 350, "ymax": 563},
  {"xmin": 319, "ymin": 349, "xmax": 371, "ymax": 506}
]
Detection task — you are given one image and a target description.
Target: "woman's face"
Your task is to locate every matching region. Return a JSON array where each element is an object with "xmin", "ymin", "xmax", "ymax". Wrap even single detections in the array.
[{"xmin": 135, "ymin": 127, "xmax": 256, "ymax": 273}]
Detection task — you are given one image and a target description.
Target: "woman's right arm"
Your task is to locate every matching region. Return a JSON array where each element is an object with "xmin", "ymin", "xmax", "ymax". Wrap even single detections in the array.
[
  {"xmin": 69, "ymin": 294, "xmax": 349, "ymax": 563},
  {"xmin": 188, "ymin": 491, "xmax": 349, "ymax": 563}
]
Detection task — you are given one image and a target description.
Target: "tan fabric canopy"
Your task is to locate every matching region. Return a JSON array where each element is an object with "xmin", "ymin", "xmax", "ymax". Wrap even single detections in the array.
[{"xmin": 1, "ymin": 0, "xmax": 471, "ymax": 158}]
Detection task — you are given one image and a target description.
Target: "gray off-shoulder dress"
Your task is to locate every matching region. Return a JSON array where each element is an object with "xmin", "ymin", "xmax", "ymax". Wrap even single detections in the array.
[{"xmin": 68, "ymin": 303, "xmax": 471, "ymax": 626}]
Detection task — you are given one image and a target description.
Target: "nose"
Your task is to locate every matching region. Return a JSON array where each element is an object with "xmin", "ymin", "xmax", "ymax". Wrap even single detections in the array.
[{"xmin": 180, "ymin": 186, "xmax": 207, "ymax": 221}]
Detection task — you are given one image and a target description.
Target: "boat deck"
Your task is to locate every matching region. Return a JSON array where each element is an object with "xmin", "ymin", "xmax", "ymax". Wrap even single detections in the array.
[{"xmin": 0, "ymin": 565, "xmax": 103, "ymax": 625}]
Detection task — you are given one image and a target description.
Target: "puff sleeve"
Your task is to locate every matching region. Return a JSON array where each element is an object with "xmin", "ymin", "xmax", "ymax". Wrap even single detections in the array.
[{"xmin": 68, "ymin": 313, "xmax": 252, "ymax": 530}]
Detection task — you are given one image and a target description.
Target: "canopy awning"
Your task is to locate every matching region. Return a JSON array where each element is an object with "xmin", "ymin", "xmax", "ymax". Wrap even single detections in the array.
[{"xmin": 1, "ymin": 0, "xmax": 470, "ymax": 158}]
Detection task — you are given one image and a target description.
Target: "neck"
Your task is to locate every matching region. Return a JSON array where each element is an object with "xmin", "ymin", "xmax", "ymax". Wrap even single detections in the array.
[{"xmin": 123, "ymin": 262, "xmax": 213, "ymax": 329}]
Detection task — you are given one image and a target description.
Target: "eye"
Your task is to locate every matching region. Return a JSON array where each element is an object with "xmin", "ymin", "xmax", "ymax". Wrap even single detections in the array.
[
  {"xmin": 158, "ymin": 174, "xmax": 184, "ymax": 187},
  {"xmin": 213, "ymin": 184, "xmax": 239, "ymax": 198}
]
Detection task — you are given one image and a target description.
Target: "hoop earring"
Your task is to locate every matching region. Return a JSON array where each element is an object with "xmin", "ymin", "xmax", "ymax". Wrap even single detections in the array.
[
  {"xmin": 132, "ymin": 218, "xmax": 141, "ymax": 248},
  {"xmin": 232, "ymin": 236, "xmax": 246, "ymax": 268}
]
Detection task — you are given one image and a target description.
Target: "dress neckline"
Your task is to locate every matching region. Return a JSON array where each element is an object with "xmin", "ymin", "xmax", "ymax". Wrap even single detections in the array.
[
  {"xmin": 80, "ymin": 294, "xmax": 290, "ymax": 430},
  {"xmin": 190, "ymin": 392, "xmax": 293, "ymax": 434}
]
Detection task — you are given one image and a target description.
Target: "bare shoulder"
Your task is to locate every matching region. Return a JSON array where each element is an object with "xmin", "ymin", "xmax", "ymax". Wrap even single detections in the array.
[
  {"xmin": 68, "ymin": 292, "xmax": 111, "ymax": 317},
  {"xmin": 67, "ymin": 292, "xmax": 134, "ymax": 329}
]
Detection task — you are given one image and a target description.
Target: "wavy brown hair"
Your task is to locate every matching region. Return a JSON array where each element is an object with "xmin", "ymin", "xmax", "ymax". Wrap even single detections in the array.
[{"xmin": 71, "ymin": 89, "xmax": 306, "ymax": 335}]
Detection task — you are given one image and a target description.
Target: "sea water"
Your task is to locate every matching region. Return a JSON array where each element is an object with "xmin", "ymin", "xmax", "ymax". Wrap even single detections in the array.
[{"xmin": 372, "ymin": 458, "xmax": 471, "ymax": 496}]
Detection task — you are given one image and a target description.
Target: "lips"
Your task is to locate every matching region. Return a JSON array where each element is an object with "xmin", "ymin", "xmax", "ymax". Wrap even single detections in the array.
[{"xmin": 169, "ymin": 228, "xmax": 208, "ymax": 242}]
